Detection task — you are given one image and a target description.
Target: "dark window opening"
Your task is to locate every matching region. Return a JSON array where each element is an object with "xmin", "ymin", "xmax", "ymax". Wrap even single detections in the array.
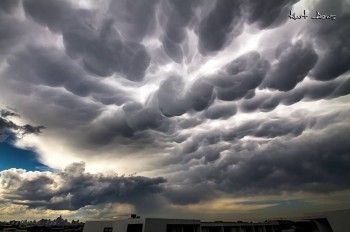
[
  {"xmin": 201, "ymin": 226, "xmax": 221, "ymax": 232},
  {"xmin": 240, "ymin": 227, "xmax": 254, "ymax": 232},
  {"xmin": 224, "ymin": 227, "xmax": 240, "ymax": 232},
  {"xmin": 103, "ymin": 227, "xmax": 113, "ymax": 232},
  {"xmin": 167, "ymin": 224, "xmax": 197, "ymax": 232},
  {"xmin": 127, "ymin": 224, "xmax": 143, "ymax": 232}
]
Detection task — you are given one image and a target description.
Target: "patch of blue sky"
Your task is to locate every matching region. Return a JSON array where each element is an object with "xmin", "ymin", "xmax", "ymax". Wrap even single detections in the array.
[{"xmin": 0, "ymin": 133, "xmax": 49, "ymax": 171}]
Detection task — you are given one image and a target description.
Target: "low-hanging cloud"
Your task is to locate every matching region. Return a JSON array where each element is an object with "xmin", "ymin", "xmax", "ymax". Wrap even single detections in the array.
[
  {"xmin": 0, "ymin": 162, "xmax": 166, "ymax": 211},
  {"xmin": 0, "ymin": 108, "xmax": 45, "ymax": 141}
]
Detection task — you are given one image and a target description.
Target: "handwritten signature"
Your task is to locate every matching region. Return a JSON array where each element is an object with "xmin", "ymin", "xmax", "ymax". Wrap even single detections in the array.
[{"xmin": 289, "ymin": 10, "xmax": 336, "ymax": 20}]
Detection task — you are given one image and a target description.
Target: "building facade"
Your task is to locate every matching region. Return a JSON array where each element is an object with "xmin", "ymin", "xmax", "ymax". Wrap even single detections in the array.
[
  {"xmin": 83, "ymin": 218, "xmax": 279, "ymax": 232},
  {"xmin": 83, "ymin": 209, "xmax": 350, "ymax": 232}
]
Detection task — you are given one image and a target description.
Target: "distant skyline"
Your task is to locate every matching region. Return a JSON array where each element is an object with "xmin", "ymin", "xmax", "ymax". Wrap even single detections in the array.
[{"xmin": 1, "ymin": 0, "xmax": 350, "ymax": 222}]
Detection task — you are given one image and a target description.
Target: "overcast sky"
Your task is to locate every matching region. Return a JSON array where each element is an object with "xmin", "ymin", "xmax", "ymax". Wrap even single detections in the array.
[{"xmin": 1, "ymin": 0, "xmax": 350, "ymax": 222}]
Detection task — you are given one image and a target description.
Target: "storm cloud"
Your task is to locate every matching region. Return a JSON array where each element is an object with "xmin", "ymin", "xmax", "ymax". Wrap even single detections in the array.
[
  {"xmin": 263, "ymin": 40, "xmax": 318, "ymax": 91},
  {"xmin": 308, "ymin": 0, "xmax": 350, "ymax": 81},
  {"xmin": 0, "ymin": 0, "xmax": 349, "ymax": 218},
  {"xmin": 211, "ymin": 51, "xmax": 270, "ymax": 101},
  {"xmin": 0, "ymin": 162, "xmax": 166, "ymax": 211},
  {"xmin": 160, "ymin": 112, "xmax": 350, "ymax": 204},
  {"xmin": 0, "ymin": 108, "xmax": 45, "ymax": 141}
]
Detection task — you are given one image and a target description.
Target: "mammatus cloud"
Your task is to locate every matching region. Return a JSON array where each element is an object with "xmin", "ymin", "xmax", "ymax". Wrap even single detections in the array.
[
  {"xmin": 210, "ymin": 52, "xmax": 270, "ymax": 101},
  {"xmin": 23, "ymin": 0, "xmax": 151, "ymax": 81},
  {"xmin": 158, "ymin": 111, "xmax": 350, "ymax": 203},
  {"xmin": 2, "ymin": 113, "xmax": 349, "ymax": 211},
  {"xmin": 308, "ymin": 0, "xmax": 350, "ymax": 81},
  {"xmin": 0, "ymin": 0, "xmax": 350, "ymax": 219},
  {"xmin": 263, "ymin": 40, "xmax": 318, "ymax": 91}
]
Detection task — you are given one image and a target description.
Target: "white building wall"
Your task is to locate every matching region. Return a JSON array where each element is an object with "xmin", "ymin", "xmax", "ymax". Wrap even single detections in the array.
[
  {"xmin": 113, "ymin": 218, "xmax": 145, "ymax": 232},
  {"xmin": 83, "ymin": 221, "xmax": 114, "ymax": 232},
  {"xmin": 83, "ymin": 218, "xmax": 278, "ymax": 232}
]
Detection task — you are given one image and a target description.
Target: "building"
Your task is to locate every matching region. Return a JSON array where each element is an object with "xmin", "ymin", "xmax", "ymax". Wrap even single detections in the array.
[
  {"xmin": 296, "ymin": 209, "xmax": 349, "ymax": 232},
  {"xmin": 83, "ymin": 218, "xmax": 279, "ymax": 232},
  {"xmin": 83, "ymin": 209, "xmax": 350, "ymax": 232}
]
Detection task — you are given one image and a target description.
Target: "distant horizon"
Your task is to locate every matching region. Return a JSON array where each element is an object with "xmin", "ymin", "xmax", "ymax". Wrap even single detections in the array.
[{"xmin": 2, "ymin": 208, "xmax": 350, "ymax": 223}]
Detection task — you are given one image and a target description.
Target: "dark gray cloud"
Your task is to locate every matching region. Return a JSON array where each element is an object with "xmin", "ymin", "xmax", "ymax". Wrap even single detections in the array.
[
  {"xmin": 177, "ymin": 117, "xmax": 203, "ymax": 130},
  {"xmin": 203, "ymin": 102, "xmax": 237, "ymax": 120},
  {"xmin": 108, "ymin": 0, "xmax": 160, "ymax": 43},
  {"xmin": 198, "ymin": 0, "xmax": 243, "ymax": 54},
  {"xmin": 64, "ymin": 15, "xmax": 151, "ymax": 81},
  {"xmin": 210, "ymin": 52, "xmax": 270, "ymax": 101},
  {"xmin": 0, "ymin": 117, "xmax": 18, "ymax": 132},
  {"xmin": 120, "ymin": 42, "xmax": 151, "ymax": 82},
  {"xmin": 223, "ymin": 117, "xmax": 309, "ymax": 141},
  {"xmin": 166, "ymin": 114, "xmax": 313, "ymax": 169},
  {"xmin": 80, "ymin": 102, "xmax": 176, "ymax": 150},
  {"xmin": 6, "ymin": 44, "xmax": 130, "ymax": 105},
  {"xmin": 162, "ymin": 112, "xmax": 350, "ymax": 204},
  {"xmin": 162, "ymin": 36, "xmax": 184, "ymax": 64},
  {"xmin": 64, "ymin": 17, "xmax": 151, "ymax": 81},
  {"xmin": 239, "ymin": 93, "xmax": 280, "ymax": 113},
  {"xmin": 197, "ymin": 0, "xmax": 300, "ymax": 54},
  {"xmin": 20, "ymin": 124, "xmax": 46, "ymax": 136},
  {"xmin": 308, "ymin": 1, "xmax": 350, "ymax": 81},
  {"xmin": 216, "ymin": 124, "xmax": 350, "ymax": 195},
  {"xmin": 65, "ymin": 17, "xmax": 123, "ymax": 78},
  {"xmin": 0, "ymin": 0, "xmax": 349, "ymax": 216},
  {"xmin": 188, "ymin": 78, "xmax": 216, "ymax": 112},
  {"xmin": 263, "ymin": 40, "xmax": 318, "ymax": 91},
  {"xmin": 243, "ymin": 0, "xmax": 299, "ymax": 29},
  {"xmin": 0, "ymin": 109, "xmax": 19, "ymax": 118},
  {"xmin": 23, "ymin": 0, "xmax": 72, "ymax": 32},
  {"xmin": 157, "ymin": 76, "xmax": 188, "ymax": 117},
  {"xmin": 23, "ymin": 0, "xmax": 151, "ymax": 81},
  {"xmin": 0, "ymin": 0, "xmax": 20, "ymax": 14},
  {"xmin": 240, "ymin": 77, "xmax": 350, "ymax": 113},
  {"xmin": 28, "ymin": 87, "xmax": 104, "ymax": 130},
  {"xmin": 0, "ymin": 162, "xmax": 166, "ymax": 211},
  {"xmin": 164, "ymin": 183, "xmax": 217, "ymax": 205},
  {"xmin": 0, "ymin": 108, "xmax": 45, "ymax": 141},
  {"xmin": 159, "ymin": 0, "xmax": 200, "ymax": 62},
  {"xmin": 161, "ymin": 130, "xmax": 226, "ymax": 168},
  {"xmin": 0, "ymin": 14, "xmax": 30, "ymax": 61},
  {"xmin": 124, "ymin": 103, "xmax": 166, "ymax": 132},
  {"xmin": 157, "ymin": 76, "xmax": 215, "ymax": 117}
]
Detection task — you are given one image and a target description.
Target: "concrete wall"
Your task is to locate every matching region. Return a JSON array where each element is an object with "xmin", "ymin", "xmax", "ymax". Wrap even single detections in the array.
[
  {"xmin": 144, "ymin": 218, "xmax": 200, "ymax": 232},
  {"xmin": 83, "ymin": 219, "xmax": 146, "ymax": 232},
  {"xmin": 200, "ymin": 222, "xmax": 279, "ymax": 232},
  {"xmin": 83, "ymin": 221, "xmax": 114, "ymax": 232},
  {"xmin": 114, "ymin": 218, "xmax": 145, "ymax": 232},
  {"xmin": 83, "ymin": 218, "xmax": 201, "ymax": 232},
  {"xmin": 82, "ymin": 218, "xmax": 279, "ymax": 232},
  {"xmin": 325, "ymin": 209, "xmax": 350, "ymax": 232}
]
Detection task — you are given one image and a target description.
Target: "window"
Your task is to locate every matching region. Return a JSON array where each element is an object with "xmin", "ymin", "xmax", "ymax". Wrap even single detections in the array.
[
  {"xmin": 200, "ymin": 227, "xmax": 221, "ymax": 232},
  {"xmin": 167, "ymin": 225, "xmax": 182, "ymax": 232},
  {"xmin": 167, "ymin": 224, "xmax": 197, "ymax": 232},
  {"xmin": 127, "ymin": 224, "xmax": 143, "ymax": 232},
  {"xmin": 103, "ymin": 227, "xmax": 113, "ymax": 232}
]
